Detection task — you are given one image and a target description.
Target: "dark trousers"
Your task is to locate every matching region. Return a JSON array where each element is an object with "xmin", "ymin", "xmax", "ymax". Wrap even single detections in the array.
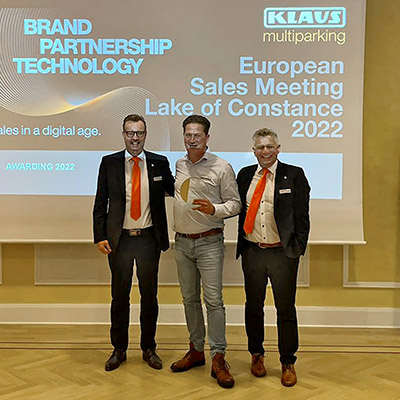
[
  {"xmin": 108, "ymin": 229, "xmax": 160, "ymax": 352},
  {"xmin": 241, "ymin": 241, "xmax": 299, "ymax": 365}
]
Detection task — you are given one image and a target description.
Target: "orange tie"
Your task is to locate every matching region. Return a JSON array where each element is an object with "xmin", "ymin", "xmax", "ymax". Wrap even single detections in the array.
[
  {"xmin": 130, "ymin": 157, "xmax": 141, "ymax": 220},
  {"xmin": 243, "ymin": 169, "xmax": 269, "ymax": 235}
]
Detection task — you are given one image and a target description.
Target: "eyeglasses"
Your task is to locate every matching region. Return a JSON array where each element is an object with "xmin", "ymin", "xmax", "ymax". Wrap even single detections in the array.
[
  {"xmin": 254, "ymin": 144, "xmax": 279, "ymax": 151},
  {"xmin": 124, "ymin": 130, "xmax": 146, "ymax": 138},
  {"xmin": 184, "ymin": 133, "xmax": 204, "ymax": 140}
]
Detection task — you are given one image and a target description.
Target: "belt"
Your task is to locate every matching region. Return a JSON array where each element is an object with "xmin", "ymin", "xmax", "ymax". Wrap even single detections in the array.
[
  {"xmin": 123, "ymin": 227, "xmax": 153, "ymax": 237},
  {"xmin": 176, "ymin": 228, "xmax": 223, "ymax": 239},
  {"xmin": 257, "ymin": 241, "xmax": 282, "ymax": 249}
]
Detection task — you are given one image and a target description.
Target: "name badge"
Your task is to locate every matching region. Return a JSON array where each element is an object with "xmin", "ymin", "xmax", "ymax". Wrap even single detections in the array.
[
  {"xmin": 279, "ymin": 188, "xmax": 291, "ymax": 194},
  {"xmin": 153, "ymin": 176, "xmax": 162, "ymax": 182}
]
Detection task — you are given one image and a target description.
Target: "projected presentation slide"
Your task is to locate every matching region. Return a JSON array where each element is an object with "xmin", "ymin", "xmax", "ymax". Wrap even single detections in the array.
[{"xmin": 0, "ymin": 0, "xmax": 366, "ymax": 242}]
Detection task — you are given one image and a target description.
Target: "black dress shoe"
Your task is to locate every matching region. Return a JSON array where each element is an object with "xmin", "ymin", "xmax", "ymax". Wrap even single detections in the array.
[
  {"xmin": 105, "ymin": 349, "xmax": 127, "ymax": 371},
  {"xmin": 143, "ymin": 349, "xmax": 162, "ymax": 369}
]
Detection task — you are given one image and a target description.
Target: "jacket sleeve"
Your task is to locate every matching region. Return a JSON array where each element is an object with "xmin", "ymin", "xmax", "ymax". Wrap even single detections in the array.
[
  {"xmin": 293, "ymin": 168, "xmax": 311, "ymax": 255},
  {"xmin": 92, "ymin": 157, "xmax": 109, "ymax": 244},
  {"xmin": 162, "ymin": 157, "xmax": 175, "ymax": 197}
]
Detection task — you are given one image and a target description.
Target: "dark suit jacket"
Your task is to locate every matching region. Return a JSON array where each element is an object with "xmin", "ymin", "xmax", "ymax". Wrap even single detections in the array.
[
  {"xmin": 93, "ymin": 150, "xmax": 174, "ymax": 252},
  {"xmin": 236, "ymin": 160, "xmax": 310, "ymax": 259}
]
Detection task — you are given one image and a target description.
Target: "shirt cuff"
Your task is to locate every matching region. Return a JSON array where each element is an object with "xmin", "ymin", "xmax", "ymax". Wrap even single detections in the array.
[{"xmin": 213, "ymin": 203, "xmax": 225, "ymax": 218}]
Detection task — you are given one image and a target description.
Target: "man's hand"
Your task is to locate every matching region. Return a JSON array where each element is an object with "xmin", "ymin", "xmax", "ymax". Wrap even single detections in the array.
[
  {"xmin": 192, "ymin": 198, "xmax": 215, "ymax": 215},
  {"xmin": 97, "ymin": 240, "xmax": 112, "ymax": 254}
]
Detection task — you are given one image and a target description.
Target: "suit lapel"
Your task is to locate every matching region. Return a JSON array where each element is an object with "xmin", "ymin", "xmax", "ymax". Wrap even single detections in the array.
[
  {"xmin": 240, "ymin": 165, "xmax": 257, "ymax": 209},
  {"xmin": 243, "ymin": 165, "xmax": 257, "ymax": 196},
  {"xmin": 274, "ymin": 161, "xmax": 285, "ymax": 208},
  {"xmin": 144, "ymin": 150, "xmax": 155, "ymax": 192},
  {"xmin": 116, "ymin": 150, "xmax": 126, "ymax": 196}
]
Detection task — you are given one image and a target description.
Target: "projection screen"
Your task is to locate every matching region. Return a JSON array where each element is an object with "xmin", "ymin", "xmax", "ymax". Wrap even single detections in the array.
[{"xmin": 0, "ymin": 0, "xmax": 366, "ymax": 243}]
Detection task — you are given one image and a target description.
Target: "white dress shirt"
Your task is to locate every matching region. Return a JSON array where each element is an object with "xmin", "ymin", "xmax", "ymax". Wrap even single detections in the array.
[
  {"xmin": 245, "ymin": 160, "xmax": 281, "ymax": 244},
  {"xmin": 122, "ymin": 150, "xmax": 152, "ymax": 229}
]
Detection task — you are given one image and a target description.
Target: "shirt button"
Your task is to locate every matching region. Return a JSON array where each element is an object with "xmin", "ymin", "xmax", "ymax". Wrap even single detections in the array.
[{"xmin": 262, "ymin": 225, "xmax": 265, "ymax": 227}]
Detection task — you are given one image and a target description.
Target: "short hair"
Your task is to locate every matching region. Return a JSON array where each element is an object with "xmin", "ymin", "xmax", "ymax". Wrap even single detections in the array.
[
  {"xmin": 182, "ymin": 115, "xmax": 211, "ymax": 135},
  {"xmin": 252, "ymin": 128, "xmax": 279, "ymax": 146},
  {"xmin": 123, "ymin": 114, "xmax": 147, "ymax": 131}
]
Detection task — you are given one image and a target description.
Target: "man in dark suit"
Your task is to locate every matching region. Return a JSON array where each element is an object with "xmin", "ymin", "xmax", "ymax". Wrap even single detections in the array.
[
  {"xmin": 93, "ymin": 114, "xmax": 174, "ymax": 371},
  {"xmin": 236, "ymin": 128, "xmax": 310, "ymax": 387}
]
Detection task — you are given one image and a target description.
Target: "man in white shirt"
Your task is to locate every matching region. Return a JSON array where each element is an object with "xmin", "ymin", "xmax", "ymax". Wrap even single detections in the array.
[{"xmin": 170, "ymin": 115, "xmax": 241, "ymax": 389}]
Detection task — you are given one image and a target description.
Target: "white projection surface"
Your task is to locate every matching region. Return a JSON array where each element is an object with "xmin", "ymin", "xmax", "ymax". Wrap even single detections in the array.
[{"xmin": 0, "ymin": 0, "xmax": 366, "ymax": 243}]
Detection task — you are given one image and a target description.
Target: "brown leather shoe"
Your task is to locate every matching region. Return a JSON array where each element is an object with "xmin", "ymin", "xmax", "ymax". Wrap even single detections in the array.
[
  {"xmin": 211, "ymin": 353, "xmax": 235, "ymax": 388},
  {"xmin": 251, "ymin": 353, "xmax": 266, "ymax": 377},
  {"xmin": 143, "ymin": 349, "xmax": 162, "ymax": 370},
  {"xmin": 170, "ymin": 342, "xmax": 205, "ymax": 372},
  {"xmin": 281, "ymin": 364, "xmax": 297, "ymax": 387},
  {"xmin": 105, "ymin": 349, "xmax": 126, "ymax": 371}
]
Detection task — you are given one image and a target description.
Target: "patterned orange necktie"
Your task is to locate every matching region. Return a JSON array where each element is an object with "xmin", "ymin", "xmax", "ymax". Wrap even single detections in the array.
[
  {"xmin": 130, "ymin": 157, "xmax": 141, "ymax": 220},
  {"xmin": 243, "ymin": 169, "xmax": 269, "ymax": 235}
]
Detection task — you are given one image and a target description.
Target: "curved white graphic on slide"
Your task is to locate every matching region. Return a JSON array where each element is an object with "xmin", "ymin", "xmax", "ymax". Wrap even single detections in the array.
[
  {"xmin": 0, "ymin": 8, "xmax": 64, "ymax": 115},
  {"xmin": 71, "ymin": 87, "xmax": 170, "ymax": 151}
]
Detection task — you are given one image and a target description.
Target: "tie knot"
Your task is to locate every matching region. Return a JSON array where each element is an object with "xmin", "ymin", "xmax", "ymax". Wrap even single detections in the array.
[
  {"xmin": 262, "ymin": 168, "xmax": 269, "ymax": 176},
  {"xmin": 131, "ymin": 156, "xmax": 140, "ymax": 164}
]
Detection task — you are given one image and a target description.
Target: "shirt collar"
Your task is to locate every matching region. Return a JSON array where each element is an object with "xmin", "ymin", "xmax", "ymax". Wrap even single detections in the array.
[
  {"xmin": 125, "ymin": 150, "xmax": 145, "ymax": 162},
  {"xmin": 184, "ymin": 148, "xmax": 210, "ymax": 164},
  {"xmin": 257, "ymin": 159, "xmax": 278, "ymax": 175}
]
